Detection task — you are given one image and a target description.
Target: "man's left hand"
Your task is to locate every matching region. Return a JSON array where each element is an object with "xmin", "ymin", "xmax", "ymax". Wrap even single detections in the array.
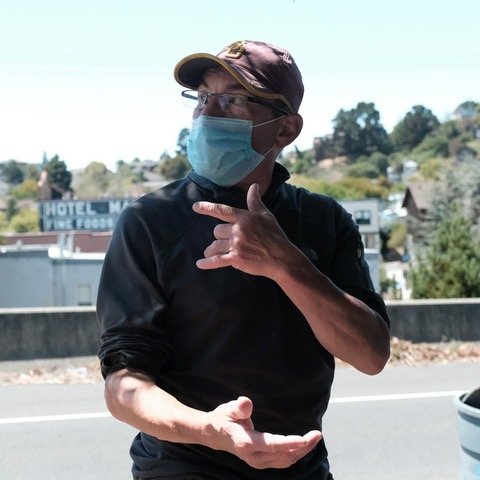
[{"xmin": 192, "ymin": 183, "xmax": 298, "ymax": 279}]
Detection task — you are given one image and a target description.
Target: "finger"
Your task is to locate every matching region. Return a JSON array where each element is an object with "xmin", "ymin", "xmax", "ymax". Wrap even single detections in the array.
[
  {"xmin": 246, "ymin": 183, "xmax": 267, "ymax": 213},
  {"xmin": 218, "ymin": 396, "xmax": 253, "ymax": 420},
  {"xmin": 196, "ymin": 254, "xmax": 233, "ymax": 270},
  {"xmin": 203, "ymin": 239, "xmax": 230, "ymax": 258},
  {"xmin": 303, "ymin": 430, "xmax": 323, "ymax": 444},
  {"xmin": 213, "ymin": 222, "xmax": 233, "ymax": 240},
  {"xmin": 234, "ymin": 396, "xmax": 253, "ymax": 420},
  {"xmin": 251, "ymin": 430, "xmax": 322, "ymax": 454},
  {"xmin": 193, "ymin": 201, "xmax": 240, "ymax": 223}
]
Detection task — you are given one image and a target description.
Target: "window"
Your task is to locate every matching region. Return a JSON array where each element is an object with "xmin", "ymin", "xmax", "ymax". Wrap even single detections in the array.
[
  {"xmin": 76, "ymin": 284, "xmax": 92, "ymax": 306},
  {"xmin": 354, "ymin": 210, "xmax": 371, "ymax": 225}
]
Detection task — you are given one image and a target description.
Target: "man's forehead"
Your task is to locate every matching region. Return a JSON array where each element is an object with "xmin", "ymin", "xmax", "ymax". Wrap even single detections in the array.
[{"xmin": 199, "ymin": 67, "xmax": 247, "ymax": 92}]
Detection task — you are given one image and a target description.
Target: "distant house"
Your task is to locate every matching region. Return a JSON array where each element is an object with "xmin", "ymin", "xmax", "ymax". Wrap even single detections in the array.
[
  {"xmin": 401, "ymin": 181, "xmax": 437, "ymax": 220},
  {"xmin": 401, "ymin": 181, "xmax": 439, "ymax": 248},
  {"xmin": 338, "ymin": 198, "xmax": 382, "ymax": 292}
]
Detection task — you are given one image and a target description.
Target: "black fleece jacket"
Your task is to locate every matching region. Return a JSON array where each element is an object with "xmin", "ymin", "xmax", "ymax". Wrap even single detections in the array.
[{"xmin": 97, "ymin": 163, "xmax": 389, "ymax": 480}]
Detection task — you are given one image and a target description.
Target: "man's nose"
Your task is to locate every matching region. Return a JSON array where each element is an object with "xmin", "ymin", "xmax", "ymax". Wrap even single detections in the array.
[{"xmin": 196, "ymin": 95, "xmax": 225, "ymax": 118}]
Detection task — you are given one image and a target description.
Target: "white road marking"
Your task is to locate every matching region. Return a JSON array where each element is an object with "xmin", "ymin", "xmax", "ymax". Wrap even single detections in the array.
[
  {"xmin": 0, "ymin": 390, "xmax": 465, "ymax": 425},
  {"xmin": 330, "ymin": 390, "xmax": 464, "ymax": 403},
  {"xmin": 0, "ymin": 412, "xmax": 111, "ymax": 425}
]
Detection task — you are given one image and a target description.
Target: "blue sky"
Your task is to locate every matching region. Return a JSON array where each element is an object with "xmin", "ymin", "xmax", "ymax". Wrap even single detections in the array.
[{"xmin": 0, "ymin": 0, "xmax": 478, "ymax": 170}]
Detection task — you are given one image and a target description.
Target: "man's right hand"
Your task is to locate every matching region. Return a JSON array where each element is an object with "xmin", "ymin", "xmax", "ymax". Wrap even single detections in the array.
[{"xmin": 205, "ymin": 396, "xmax": 322, "ymax": 470}]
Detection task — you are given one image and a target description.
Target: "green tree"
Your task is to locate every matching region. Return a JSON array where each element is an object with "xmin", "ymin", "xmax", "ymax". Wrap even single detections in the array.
[
  {"xmin": 454, "ymin": 100, "xmax": 480, "ymax": 134},
  {"xmin": 73, "ymin": 162, "xmax": 113, "ymax": 198},
  {"xmin": 8, "ymin": 208, "xmax": 40, "ymax": 233},
  {"xmin": 9, "ymin": 178, "xmax": 39, "ymax": 200},
  {"xmin": 350, "ymin": 152, "xmax": 389, "ymax": 178},
  {"xmin": 335, "ymin": 176, "xmax": 390, "ymax": 199},
  {"xmin": 332, "ymin": 102, "xmax": 392, "ymax": 159},
  {"xmin": 159, "ymin": 128, "xmax": 192, "ymax": 180},
  {"xmin": 411, "ymin": 209, "xmax": 480, "ymax": 298},
  {"xmin": 43, "ymin": 155, "xmax": 72, "ymax": 199},
  {"xmin": 391, "ymin": 105, "xmax": 440, "ymax": 151},
  {"xmin": 5, "ymin": 198, "xmax": 18, "ymax": 221},
  {"xmin": 0, "ymin": 212, "xmax": 8, "ymax": 234},
  {"xmin": 25, "ymin": 163, "xmax": 40, "ymax": 180},
  {"xmin": 313, "ymin": 135, "xmax": 336, "ymax": 161},
  {"xmin": 160, "ymin": 155, "xmax": 190, "ymax": 180},
  {"xmin": 427, "ymin": 159, "xmax": 480, "ymax": 231},
  {"xmin": 413, "ymin": 133, "xmax": 449, "ymax": 159},
  {"xmin": 347, "ymin": 161, "xmax": 379, "ymax": 179},
  {"xmin": 289, "ymin": 174, "xmax": 389, "ymax": 200},
  {"xmin": 176, "ymin": 128, "xmax": 190, "ymax": 156},
  {"xmin": 435, "ymin": 120, "xmax": 460, "ymax": 140},
  {"xmin": 387, "ymin": 221, "xmax": 407, "ymax": 250},
  {"xmin": 0, "ymin": 160, "xmax": 24, "ymax": 184},
  {"xmin": 418, "ymin": 157, "xmax": 443, "ymax": 180}
]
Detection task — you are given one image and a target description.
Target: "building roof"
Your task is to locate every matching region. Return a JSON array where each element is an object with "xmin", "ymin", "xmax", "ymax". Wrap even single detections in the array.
[{"xmin": 402, "ymin": 181, "xmax": 437, "ymax": 211}]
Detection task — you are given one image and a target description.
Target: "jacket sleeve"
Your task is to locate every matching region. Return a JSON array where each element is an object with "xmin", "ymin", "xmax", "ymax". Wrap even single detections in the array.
[
  {"xmin": 329, "ymin": 201, "xmax": 390, "ymax": 326},
  {"xmin": 96, "ymin": 202, "xmax": 172, "ymax": 380}
]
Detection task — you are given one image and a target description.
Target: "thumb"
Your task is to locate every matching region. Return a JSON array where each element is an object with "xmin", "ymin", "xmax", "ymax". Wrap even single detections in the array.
[
  {"xmin": 228, "ymin": 396, "xmax": 253, "ymax": 421},
  {"xmin": 246, "ymin": 183, "xmax": 266, "ymax": 213}
]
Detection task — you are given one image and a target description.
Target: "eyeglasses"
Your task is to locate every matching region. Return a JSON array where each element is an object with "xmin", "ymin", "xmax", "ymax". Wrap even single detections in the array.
[{"xmin": 181, "ymin": 90, "xmax": 291, "ymax": 116}]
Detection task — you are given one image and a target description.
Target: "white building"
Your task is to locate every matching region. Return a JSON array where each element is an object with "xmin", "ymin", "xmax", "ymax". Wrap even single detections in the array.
[
  {"xmin": 339, "ymin": 198, "xmax": 381, "ymax": 250},
  {"xmin": 338, "ymin": 198, "xmax": 382, "ymax": 292},
  {"xmin": 0, "ymin": 243, "xmax": 104, "ymax": 308}
]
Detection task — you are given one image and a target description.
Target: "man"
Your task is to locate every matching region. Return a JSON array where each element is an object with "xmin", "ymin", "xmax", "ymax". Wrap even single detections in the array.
[{"xmin": 97, "ymin": 40, "xmax": 390, "ymax": 480}]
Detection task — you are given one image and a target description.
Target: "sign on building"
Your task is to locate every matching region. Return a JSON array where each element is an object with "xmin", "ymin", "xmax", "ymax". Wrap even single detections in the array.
[{"xmin": 39, "ymin": 199, "xmax": 132, "ymax": 232}]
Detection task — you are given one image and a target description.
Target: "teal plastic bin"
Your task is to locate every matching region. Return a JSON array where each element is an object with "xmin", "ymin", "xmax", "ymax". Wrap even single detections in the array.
[{"xmin": 454, "ymin": 388, "xmax": 480, "ymax": 480}]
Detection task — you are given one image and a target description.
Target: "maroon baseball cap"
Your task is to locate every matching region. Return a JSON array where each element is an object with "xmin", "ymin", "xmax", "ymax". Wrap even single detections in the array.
[{"xmin": 174, "ymin": 40, "xmax": 304, "ymax": 113}]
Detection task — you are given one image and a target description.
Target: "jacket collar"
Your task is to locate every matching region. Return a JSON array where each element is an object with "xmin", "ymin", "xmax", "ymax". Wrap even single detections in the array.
[{"xmin": 187, "ymin": 162, "xmax": 290, "ymax": 208}]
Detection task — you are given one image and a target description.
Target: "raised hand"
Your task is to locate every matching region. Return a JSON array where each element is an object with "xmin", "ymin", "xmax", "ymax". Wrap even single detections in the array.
[
  {"xmin": 206, "ymin": 396, "xmax": 322, "ymax": 470},
  {"xmin": 192, "ymin": 183, "xmax": 300, "ymax": 279}
]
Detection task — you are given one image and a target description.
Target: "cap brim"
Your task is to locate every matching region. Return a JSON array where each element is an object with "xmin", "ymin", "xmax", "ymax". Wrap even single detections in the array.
[{"xmin": 174, "ymin": 53, "xmax": 293, "ymax": 112}]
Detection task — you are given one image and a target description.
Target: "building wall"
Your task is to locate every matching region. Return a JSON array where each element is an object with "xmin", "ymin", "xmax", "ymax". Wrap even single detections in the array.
[
  {"xmin": 364, "ymin": 249, "xmax": 380, "ymax": 293},
  {"xmin": 0, "ymin": 249, "xmax": 54, "ymax": 307},
  {"xmin": 0, "ymin": 247, "xmax": 103, "ymax": 308},
  {"xmin": 51, "ymin": 258, "xmax": 103, "ymax": 307},
  {"xmin": 339, "ymin": 199, "xmax": 381, "ymax": 250}
]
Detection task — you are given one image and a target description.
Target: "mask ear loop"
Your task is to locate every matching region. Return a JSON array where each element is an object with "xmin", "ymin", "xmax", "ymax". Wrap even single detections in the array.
[
  {"xmin": 252, "ymin": 115, "xmax": 286, "ymax": 129},
  {"xmin": 252, "ymin": 115, "xmax": 286, "ymax": 156}
]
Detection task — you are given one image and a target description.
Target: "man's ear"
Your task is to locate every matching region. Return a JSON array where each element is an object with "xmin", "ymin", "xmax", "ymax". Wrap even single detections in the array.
[{"xmin": 276, "ymin": 114, "xmax": 303, "ymax": 148}]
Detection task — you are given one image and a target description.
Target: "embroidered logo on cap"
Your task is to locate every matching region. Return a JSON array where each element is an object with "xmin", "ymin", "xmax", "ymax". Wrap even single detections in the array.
[{"xmin": 224, "ymin": 40, "xmax": 247, "ymax": 59}]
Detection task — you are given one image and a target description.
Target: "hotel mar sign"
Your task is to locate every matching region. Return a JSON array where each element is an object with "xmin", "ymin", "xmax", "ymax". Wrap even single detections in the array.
[{"xmin": 39, "ymin": 198, "xmax": 132, "ymax": 232}]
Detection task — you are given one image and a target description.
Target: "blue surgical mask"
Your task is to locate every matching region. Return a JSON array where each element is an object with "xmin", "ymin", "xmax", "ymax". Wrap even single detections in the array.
[{"xmin": 186, "ymin": 115, "xmax": 279, "ymax": 187}]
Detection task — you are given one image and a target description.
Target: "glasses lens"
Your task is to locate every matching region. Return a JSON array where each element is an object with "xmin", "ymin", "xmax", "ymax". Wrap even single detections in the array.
[
  {"xmin": 218, "ymin": 93, "xmax": 248, "ymax": 113},
  {"xmin": 181, "ymin": 90, "xmax": 199, "ymax": 109}
]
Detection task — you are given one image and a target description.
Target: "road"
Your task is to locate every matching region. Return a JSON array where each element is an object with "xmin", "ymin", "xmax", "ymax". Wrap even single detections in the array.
[{"xmin": 1, "ymin": 362, "xmax": 478, "ymax": 479}]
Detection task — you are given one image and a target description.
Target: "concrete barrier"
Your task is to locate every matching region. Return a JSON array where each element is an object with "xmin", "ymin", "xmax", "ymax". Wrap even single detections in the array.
[
  {"xmin": 386, "ymin": 298, "xmax": 480, "ymax": 343},
  {"xmin": 1, "ymin": 306, "xmax": 99, "ymax": 361},
  {"xmin": 1, "ymin": 299, "xmax": 479, "ymax": 361}
]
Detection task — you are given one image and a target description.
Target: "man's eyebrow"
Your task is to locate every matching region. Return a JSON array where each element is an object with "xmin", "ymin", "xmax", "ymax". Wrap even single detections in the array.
[
  {"xmin": 199, "ymin": 76, "xmax": 248, "ymax": 93},
  {"xmin": 199, "ymin": 83, "xmax": 248, "ymax": 93}
]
